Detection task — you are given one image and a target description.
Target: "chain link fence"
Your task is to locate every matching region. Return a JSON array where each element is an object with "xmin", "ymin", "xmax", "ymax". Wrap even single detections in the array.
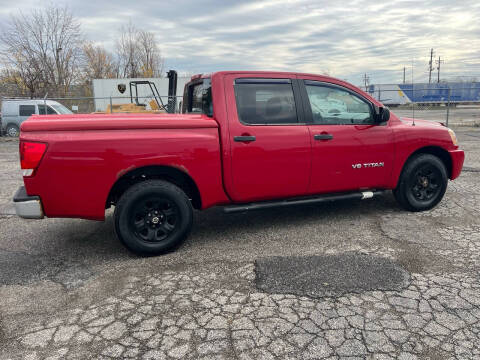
[{"xmin": 367, "ymin": 84, "xmax": 480, "ymax": 127}]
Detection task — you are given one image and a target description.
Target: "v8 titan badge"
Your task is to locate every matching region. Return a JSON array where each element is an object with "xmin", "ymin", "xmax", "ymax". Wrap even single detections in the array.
[{"xmin": 352, "ymin": 162, "xmax": 385, "ymax": 169}]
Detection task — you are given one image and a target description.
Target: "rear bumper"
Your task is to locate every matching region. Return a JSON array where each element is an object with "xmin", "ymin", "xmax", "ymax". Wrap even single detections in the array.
[
  {"xmin": 449, "ymin": 149, "xmax": 465, "ymax": 180},
  {"xmin": 13, "ymin": 186, "xmax": 44, "ymax": 219}
]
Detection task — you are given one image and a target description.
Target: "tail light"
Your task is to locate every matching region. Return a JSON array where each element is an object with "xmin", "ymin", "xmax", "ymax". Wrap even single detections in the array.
[{"xmin": 20, "ymin": 141, "xmax": 47, "ymax": 176}]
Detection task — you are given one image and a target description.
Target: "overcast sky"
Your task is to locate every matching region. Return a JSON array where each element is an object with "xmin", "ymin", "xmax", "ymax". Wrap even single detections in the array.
[{"xmin": 0, "ymin": 0, "xmax": 479, "ymax": 84}]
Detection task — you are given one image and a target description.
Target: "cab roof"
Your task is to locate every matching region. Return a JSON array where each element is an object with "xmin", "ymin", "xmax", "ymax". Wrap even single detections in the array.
[{"xmin": 189, "ymin": 71, "xmax": 379, "ymax": 106}]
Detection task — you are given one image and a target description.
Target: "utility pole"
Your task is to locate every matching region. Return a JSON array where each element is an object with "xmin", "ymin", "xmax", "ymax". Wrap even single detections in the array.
[
  {"xmin": 363, "ymin": 73, "xmax": 369, "ymax": 91},
  {"xmin": 428, "ymin": 48, "xmax": 434, "ymax": 83},
  {"xmin": 403, "ymin": 67, "xmax": 406, "ymax": 84},
  {"xmin": 436, "ymin": 56, "xmax": 444, "ymax": 83}
]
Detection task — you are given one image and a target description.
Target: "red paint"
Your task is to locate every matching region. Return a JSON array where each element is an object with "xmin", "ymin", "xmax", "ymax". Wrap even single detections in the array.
[
  {"xmin": 448, "ymin": 150, "xmax": 465, "ymax": 180},
  {"xmin": 19, "ymin": 71, "xmax": 464, "ymax": 221},
  {"xmin": 307, "ymin": 124, "xmax": 395, "ymax": 193},
  {"xmin": 222, "ymin": 73, "xmax": 311, "ymax": 202}
]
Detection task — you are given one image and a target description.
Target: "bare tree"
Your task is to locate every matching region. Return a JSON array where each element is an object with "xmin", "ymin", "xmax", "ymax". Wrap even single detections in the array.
[
  {"xmin": 138, "ymin": 30, "xmax": 164, "ymax": 77},
  {"xmin": 0, "ymin": 54, "xmax": 44, "ymax": 98},
  {"xmin": 115, "ymin": 22, "xmax": 140, "ymax": 78},
  {"xmin": 0, "ymin": 5, "xmax": 83, "ymax": 97},
  {"xmin": 44, "ymin": 6, "xmax": 83, "ymax": 94},
  {"xmin": 115, "ymin": 22, "xmax": 164, "ymax": 78},
  {"xmin": 82, "ymin": 42, "xmax": 116, "ymax": 80}
]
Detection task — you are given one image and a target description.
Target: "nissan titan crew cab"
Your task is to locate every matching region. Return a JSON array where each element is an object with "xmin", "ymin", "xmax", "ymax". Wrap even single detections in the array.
[{"xmin": 13, "ymin": 71, "xmax": 465, "ymax": 255}]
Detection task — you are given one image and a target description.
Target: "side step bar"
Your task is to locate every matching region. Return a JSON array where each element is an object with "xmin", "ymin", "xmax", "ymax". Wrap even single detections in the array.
[{"xmin": 223, "ymin": 190, "xmax": 386, "ymax": 214}]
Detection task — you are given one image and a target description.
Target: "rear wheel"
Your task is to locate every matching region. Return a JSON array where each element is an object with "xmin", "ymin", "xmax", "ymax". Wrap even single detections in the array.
[
  {"xmin": 393, "ymin": 154, "xmax": 448, "ymax": 211},
  {"xmin": 6, "ymin": 124, "xmax": 19, "ymax": 137},
  {"xmin": 114, "ymin": 180, "xmax": 193, "ymax": 255}
]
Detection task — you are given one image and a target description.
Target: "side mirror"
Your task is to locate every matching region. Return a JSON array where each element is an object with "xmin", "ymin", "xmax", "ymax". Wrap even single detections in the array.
[{"xmin": 374, "ymin": 105, "xmax": 390, "ymax": 123}]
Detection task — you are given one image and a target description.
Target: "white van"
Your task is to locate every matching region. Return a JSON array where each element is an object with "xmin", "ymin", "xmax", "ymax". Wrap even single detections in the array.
[{"xmin": 0, "ymin": 99, "xmax": 73, "ymax": 137}]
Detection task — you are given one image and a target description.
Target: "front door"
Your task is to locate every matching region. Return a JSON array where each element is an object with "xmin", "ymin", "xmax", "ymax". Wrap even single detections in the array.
[
  {"xmin": 223, "ymin": 75, "xmax": 311, "ymax": 203},
  {"xmin": 300, "ymin": 79, "xmax": 394, "ymax": 194}
]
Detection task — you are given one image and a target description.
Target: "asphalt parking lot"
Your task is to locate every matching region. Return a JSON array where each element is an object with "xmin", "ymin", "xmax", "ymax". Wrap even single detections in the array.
[{"xmin": 0, "ymin": 127, "xmax": 479, "ymax": 359}]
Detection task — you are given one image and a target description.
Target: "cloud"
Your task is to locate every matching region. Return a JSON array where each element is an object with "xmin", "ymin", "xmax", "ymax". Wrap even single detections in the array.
[{"xmin": 0, "ymin": 0, "xmax": 479, "ymax": 84}]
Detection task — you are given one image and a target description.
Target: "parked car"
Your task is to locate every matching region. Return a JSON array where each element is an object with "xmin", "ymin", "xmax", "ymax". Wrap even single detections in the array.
[
  {"xmin": 13, "ymin": 71, "xmax": 464, "ymax": 255},
  {"xmin": 1, "ymin": 99, "xmax": 73, "ymax": 137}
]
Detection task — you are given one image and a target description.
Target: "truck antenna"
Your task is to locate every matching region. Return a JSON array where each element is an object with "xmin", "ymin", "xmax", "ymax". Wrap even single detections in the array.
[{"xmin": 411, "ymin": 59, "xmax": 415, "ymax": 126}]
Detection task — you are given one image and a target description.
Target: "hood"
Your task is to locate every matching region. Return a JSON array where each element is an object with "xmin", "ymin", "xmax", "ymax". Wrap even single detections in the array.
[{"xmin": 399, "ymin": 117, "xmax": 445, "ymax": 128}]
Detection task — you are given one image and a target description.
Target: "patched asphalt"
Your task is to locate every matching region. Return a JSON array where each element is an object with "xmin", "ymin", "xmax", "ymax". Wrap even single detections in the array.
[
  {"xmin": 0, "ymin": 250, "xmax": 95, "ymax": 288},
  {"xmin": 255, "ymin": 253, "xmax": 410, "ymax": 297}
]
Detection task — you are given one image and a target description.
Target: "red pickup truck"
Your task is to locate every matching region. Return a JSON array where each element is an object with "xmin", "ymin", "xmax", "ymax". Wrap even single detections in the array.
[{"xmin": 14, "ymin": 71, "xmax": 464, "ymax": 255}]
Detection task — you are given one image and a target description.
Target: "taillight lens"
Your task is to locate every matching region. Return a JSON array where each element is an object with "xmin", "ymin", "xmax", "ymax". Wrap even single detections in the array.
[{"xmin": 20, "ymin": 141, "xmax": 47, "ymax": 175}]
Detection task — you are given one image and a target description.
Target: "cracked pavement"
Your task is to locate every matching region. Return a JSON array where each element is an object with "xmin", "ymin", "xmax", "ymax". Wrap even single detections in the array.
[{"xmin": 0, "ymin": 128, "xmax": 479, "ymax": 359}]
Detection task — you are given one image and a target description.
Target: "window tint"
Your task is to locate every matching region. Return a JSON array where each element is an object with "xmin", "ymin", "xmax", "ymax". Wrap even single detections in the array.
[
  {"xmin": 305, "ymin": 82, "xmax": 373, "ymax": 125},
  {"xmin": 38, "ymin": 105, "xmax": 57, "ymax": 115},
  {"xmin": 182, "ymin": 79, "xmax": 213, "ymax": 117},
  {"xmin": 19, "ymin": 105, "xmax": 35, "ymax": 117},
  {"xmin": 234, "ymin": 80, "xmax": 298, "ymax": 124}
]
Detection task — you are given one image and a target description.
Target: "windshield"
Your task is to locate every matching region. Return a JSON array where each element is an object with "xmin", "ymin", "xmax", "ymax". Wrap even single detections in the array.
[
  {"xmin": 182, "ymin": 79, "xmax": 213, "ymax": 117},
  {"xmin": 51, "ymin": 103, "xmax": 73, "ymax": 114}
]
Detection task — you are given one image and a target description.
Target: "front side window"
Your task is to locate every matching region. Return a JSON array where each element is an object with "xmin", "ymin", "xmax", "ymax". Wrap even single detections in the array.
[
  {"xmin": 234, "ymin": 79, "xmax": 298, "ymax": 125},
  {"xmin": 182, "ymin": 79, "xmax": 213, "ymax": 117},
  {"xmin": 38, "ymin": 105, "xmax": 57, "ymax": 115},
  {"xmin": 305, "ymin": 81, "xmax": 373, "ymax": 125},
  {"xmin": 51, "ymin": 104, "xmax": 73, "ymax": 114},
  {"xmin": 19, "ymin": 105, "xmax": 35, "ymax": 117}
]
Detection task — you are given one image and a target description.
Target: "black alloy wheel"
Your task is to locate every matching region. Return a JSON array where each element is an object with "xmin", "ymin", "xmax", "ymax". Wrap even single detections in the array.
[
  {"xmin": 393, "ymin": 153, "xmax": 448, "ymax": 212},
  {"xmin": 130, "ymin": 197, "xmax": 179, "ymax": 243},
  {"xmin": 114, "ymin": 180, "xmax": 193, "ymax": 255},
  {"xmin": 410, "ymin": 164, "xmax": 442, "ymax": 202}
]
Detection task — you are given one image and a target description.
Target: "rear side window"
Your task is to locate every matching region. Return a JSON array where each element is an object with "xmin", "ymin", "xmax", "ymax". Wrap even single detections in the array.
[
  {"xmin": 182, "ymin": 79, "xmax": 213, "ymax": 117},
  {"xmin": 19, "ymin": 105, "xmax": 35, "ymax": 116},
  {"xmin": 234, "ymin": 79, "xmax": 298, "ymax": 125}
]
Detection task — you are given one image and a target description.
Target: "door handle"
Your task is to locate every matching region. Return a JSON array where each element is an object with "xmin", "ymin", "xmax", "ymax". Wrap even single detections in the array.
[
  {"xmin": 314, "ymin": 134, "xmax": 333, "ymax": 141},
  {"xmin": 234, "ymin": 135, "xmax": 256, "ymax": 142}
]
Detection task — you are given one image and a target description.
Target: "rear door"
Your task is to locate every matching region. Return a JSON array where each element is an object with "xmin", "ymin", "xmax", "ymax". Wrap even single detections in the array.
[
  {"xmin": 223, "ymin": 74, "xmax": 311, "ymax": 202},
  {"xmin": 300, "ymin": 79, "xmax": 394, "ymax": 193}
]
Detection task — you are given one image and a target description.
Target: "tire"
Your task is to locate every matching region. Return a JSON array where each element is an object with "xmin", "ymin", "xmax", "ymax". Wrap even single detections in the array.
[
  {"xmin": 6, "ymin": 124, "xmax": 19, "ymax": 137},
  {"xmin": 114, "ymin": 180, "xmax": 193, "ymax": 255},
  {"xmin": 393, "ymin": 154, "xmax": 448, "ymax": 212}
]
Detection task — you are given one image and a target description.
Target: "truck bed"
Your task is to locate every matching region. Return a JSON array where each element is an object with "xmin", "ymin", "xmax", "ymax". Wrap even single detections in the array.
[
  {"xmin": 20, "ymin": 113, "xmax": 229, "ymax": 220},
  {"xmin": 21, "ymin": 113, "xmax": 218, "ymax": 132}
]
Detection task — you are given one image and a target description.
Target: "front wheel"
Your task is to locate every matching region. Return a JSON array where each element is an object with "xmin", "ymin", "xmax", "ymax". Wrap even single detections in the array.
[
  {"xmin": 393, "ymin": 154, "xmax": 448, "ymax": 212},
  {"xmin": 114, "ymin": 180, "xmax": 193, "ymax": 255},
  {"xmin": 6, "ymin": 124, "xmax": 19, "ymax": 137}
]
